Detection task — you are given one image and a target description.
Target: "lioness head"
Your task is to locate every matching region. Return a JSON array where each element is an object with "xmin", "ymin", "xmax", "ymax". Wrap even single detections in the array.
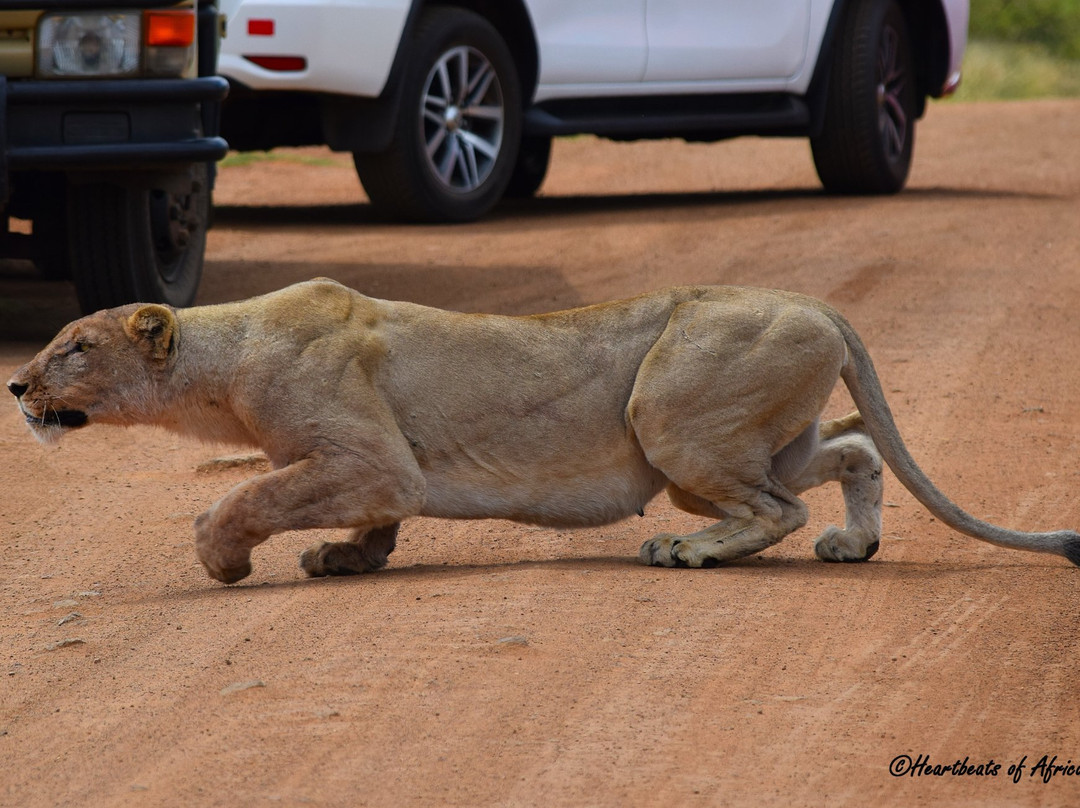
[{"xmin": 7, "ymin": 304, "xmax": 178, "ymax": 444}]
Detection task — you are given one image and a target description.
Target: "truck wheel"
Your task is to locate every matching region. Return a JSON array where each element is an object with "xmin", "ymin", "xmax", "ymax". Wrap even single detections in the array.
[
  {"xmin": 504, "ymin": 136, "xmax": 551, "ymax": 199},
  {"xmin": 32, "ymin": 183, "xmax": 71, "ymax": 281},
  {"xmin": 810, "ymin": 0, "xmax": 917, "ymax": 194},
  {"xmin": 68, "ymin": 164, "xmax": 209, "ymax": 313},
  {"xmin": 354, "ymin": 7, "xmax": 522, "ymax": 222}
]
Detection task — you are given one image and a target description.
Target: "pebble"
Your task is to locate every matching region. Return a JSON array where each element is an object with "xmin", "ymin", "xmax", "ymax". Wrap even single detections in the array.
[
  {"xmin": 197, "ymin": 455, "xmax": 270, "ymax": 474},
  {"xmin": 497, "ymin": 636, "xmax": 528, "ymax": 647},
  {"xmin": 220, "ymin": 679, "xmax": 266, "ymax": 696}
]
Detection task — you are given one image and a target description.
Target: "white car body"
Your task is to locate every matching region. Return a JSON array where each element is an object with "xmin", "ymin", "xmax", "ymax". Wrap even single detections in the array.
[
  {"xmin": 217, "ymin": 0, "xmax": 411, "ymax": 97},
  {"xmin": 214, "ymin": 0, "xmax": 969, "ymax": 222},
  {"xmin": 217, "ymin": 0, "xmax": 966, "ymax": 101}
]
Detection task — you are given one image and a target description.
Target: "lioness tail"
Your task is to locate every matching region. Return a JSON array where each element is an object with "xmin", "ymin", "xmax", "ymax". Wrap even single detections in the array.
[{"xmin": 825, "ymin": 307, "xmax": 1080, "ymax": 566}]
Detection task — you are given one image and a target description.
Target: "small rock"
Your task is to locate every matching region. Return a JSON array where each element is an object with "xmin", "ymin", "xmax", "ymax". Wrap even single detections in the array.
[
  {"xmin": 46, "ymin": 638, "xmax": 86, "ymax": 651},
  {"xmin": 220, "ymin": 679, "xmax": 266, "ymax": 696},
  {"xmin": 497, "ymin": 636, "xmax": 528, "ymax": 647},
  {"xmin": 57, "ymin": 612, "xmax": 81, "ymax": 626},
  {"xmin": 197, "ymin": 454, "xmax": 270, "ymax": 475}
]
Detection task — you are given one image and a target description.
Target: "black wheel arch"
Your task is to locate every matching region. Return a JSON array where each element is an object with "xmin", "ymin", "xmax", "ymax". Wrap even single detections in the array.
[
  {"xmin": 333, "ymin": 0, "xmax": 539, "ymax": 156},
  {"xmin": 805, "ymin": 0, "xmax": 956, "ymax": 137},
  {"xmin": 429, "ymin": 0, "xmax": 538, "ymax": 101}
]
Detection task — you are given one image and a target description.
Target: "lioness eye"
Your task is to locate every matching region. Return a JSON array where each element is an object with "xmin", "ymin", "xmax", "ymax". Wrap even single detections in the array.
[{"xmin": 65, "ymin": 341, "xmax": 90, "ymax": 356}]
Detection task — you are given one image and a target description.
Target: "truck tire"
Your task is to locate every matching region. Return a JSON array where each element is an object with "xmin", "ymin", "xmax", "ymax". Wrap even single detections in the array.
[
  {"xmin": 32, "ymin": 183, "xmax": 71, "ymax": 281},
  {"xmin": 810, "ymin": 0, "xmax": 917, "ymax": 194},
  {"xmin": 68, "ymin": 163, "xmax": 209, "ymax": 313},
  {"xmin": 354, "ymin": 7, "xmax": 522, "ymax": 222}
]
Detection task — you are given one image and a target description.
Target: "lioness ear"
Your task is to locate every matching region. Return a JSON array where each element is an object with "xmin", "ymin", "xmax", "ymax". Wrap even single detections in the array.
[{"xmin": 125, "ymin": 305, "xmax": 178, "ymax": 361}]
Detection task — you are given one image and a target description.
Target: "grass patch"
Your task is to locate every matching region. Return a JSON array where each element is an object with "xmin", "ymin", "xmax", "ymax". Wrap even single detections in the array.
[
  {"xmin": 219, "ymin": 151, "xmax": 339, "ymax": 168},
  {"xmin": 970, "ymin": 0, "xmax": 1080, "ymax": 61},
  {"xmin": 954, "ymin": 38, "xmax": 1080, "ymax": 100}
]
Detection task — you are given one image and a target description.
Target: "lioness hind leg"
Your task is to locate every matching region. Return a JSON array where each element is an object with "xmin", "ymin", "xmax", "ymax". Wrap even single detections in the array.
[
  {"xmin": 666, "ymin": 484, "xmax": 727, "ymax": 519},
  {"xmin": 300, "ymin": 523, "xmax": 400, "ymax": 577},
  {"xmin": 785, "ymin": 416, "xmax": 883, "ymax": 562},
  {"xmin": 640, "ymin": 487, "xmax": 809, "ymax": 568},
  {"xmin": 627, "ymin": 296, "xmax": 845, "ymax": 568},
  {"xmin": 659, "ymin": 485, "xmax": 759, "ymax": 563}
]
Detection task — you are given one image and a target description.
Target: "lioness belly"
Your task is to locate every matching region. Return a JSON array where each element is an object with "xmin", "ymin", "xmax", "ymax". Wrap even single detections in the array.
[
  {"xmin": 417, "ymin": 442, "xmax": 669, "ymax": 528},
  {"xmin": 377, "ymin": 294, "xmax": 684, "ymax": 527}
]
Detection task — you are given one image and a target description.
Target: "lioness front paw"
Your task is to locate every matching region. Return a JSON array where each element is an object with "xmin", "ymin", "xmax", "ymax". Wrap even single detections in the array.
[
  {"xmin": 299, "ymin": 543, "xmax": 333, "ymax": 577},
  {"xmin": 300, "ymin": 541, "xmax": 384, "ymax": 577},
  {"xmin": 194, "ymin": 517, "xmax": 254, "ymax": 584},
  {"xmin": 194, "ymin": 543, "xmax": 252, "ymax": 584},
  {"xmin": 202, "ymin": 559, "xmax": 253, "ymax": 584},
  {"xmin": 196, "ymin": 547, "xmax": 252, "ymax": 583},
  {"xmin": 639, "ymin": 534, "xmax": 722, "ymax": 569},
  {"xmin": 813, "ymin": 526, "xmax": 880, "ymax": 563}
]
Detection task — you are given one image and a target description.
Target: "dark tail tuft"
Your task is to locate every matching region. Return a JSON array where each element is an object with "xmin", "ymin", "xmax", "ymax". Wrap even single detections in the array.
[{"xmin": 1063, "ymin": 537, "xmax": 1080, "ymax": 567}]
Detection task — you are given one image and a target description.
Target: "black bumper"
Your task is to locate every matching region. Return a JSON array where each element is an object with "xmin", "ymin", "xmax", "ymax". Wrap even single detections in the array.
[{"xmin": 0, "ymin": 75, "xmax": 229, "ymax": 199}]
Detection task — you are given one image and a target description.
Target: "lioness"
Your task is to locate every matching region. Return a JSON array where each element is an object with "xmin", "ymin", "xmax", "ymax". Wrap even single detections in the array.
[{"xmin": 8, "ymin": 280, "xmax": 1080, "ymax": 583}]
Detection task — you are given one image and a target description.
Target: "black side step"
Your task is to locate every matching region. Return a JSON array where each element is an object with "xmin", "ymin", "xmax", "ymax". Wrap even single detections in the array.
[{"xmin": 524, "ymin": 92, "xmax": 811, "ymax": 142}]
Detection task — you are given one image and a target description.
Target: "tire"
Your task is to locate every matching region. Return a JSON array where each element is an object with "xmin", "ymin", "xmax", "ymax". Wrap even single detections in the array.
[
  {"xmin": 354, "ymin": 7, "xmax": 522, "ymax": 222},
  {"xmin": 32, "ymin": 185, "xmax": 71, "ymax": 281},
  {"xmin": 503, "ymin": 135, "xmax": 551, "ymax": 199},
  {"xmin": 68, "ymin": 163, "xmax": 209, "ymax": 313},
  {"xmin": 810, "ymin": 0, "xmax": 918, "ymax": 194}
]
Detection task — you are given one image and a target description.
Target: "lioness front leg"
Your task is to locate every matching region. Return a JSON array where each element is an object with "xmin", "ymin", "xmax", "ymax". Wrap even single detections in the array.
[
  {"xmin": 299, "ymin": 523, "xmax": 400, "ymax": 577},
  {"xmin": 195, "ymin": 454, "xmax": 424, "ymax": 584}
]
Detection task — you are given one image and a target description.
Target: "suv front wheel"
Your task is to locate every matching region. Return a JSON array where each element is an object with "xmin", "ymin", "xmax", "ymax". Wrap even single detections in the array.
[
  {"xmin": 811, "ymin": 0, "xmax": 917, "ymax": 194},
  {"xmin": 354, "ymin": 7, "xmax": 522, "ymax": 222}
]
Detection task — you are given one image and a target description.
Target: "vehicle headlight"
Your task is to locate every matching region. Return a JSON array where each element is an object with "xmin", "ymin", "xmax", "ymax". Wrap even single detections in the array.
[
  {"xmin": 37, "ymin": 10, "xmax": 196, "ymax": 78},
  {"xmin": 38, "ymin": 13, "xmax": 141, "ymax": 77}
]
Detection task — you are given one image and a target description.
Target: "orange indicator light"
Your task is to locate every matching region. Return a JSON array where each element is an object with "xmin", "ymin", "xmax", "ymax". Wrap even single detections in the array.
[{"xmin": 145, "ymin": 10, "xmax": 196, "ymax": 47}]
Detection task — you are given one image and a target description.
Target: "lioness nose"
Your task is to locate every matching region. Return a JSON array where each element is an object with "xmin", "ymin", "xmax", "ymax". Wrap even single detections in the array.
[{"xmin": 7, "ymin": 381, "xmax": 28, "ymax": 398}]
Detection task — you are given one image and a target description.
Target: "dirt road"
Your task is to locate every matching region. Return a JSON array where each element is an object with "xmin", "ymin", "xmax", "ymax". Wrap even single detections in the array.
[{"xmin": 2, "ymin": 99, "xmax": 1079, "ymax": 807}]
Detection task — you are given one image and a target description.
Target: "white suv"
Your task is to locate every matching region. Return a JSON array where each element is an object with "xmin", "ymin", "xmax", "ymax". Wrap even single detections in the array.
[{"xmin": 216, "ymin": 0, "xmax": 968, "ymax": 222}]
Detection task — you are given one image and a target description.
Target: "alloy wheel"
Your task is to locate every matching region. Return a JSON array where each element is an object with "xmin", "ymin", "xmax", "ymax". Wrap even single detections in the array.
[
  {"xmin": 420, "ymin": 45, "xmax": 505, "ymax": 193},
  {"xmin": 876, "ymin": 24, "xmax": 908, "ymax": 163}
]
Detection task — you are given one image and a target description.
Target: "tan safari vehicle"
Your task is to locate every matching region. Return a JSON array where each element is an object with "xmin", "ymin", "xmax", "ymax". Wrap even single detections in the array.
[{"xmin": 0, "ymin": 0, "xmax": 227, "ymax": 313}]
